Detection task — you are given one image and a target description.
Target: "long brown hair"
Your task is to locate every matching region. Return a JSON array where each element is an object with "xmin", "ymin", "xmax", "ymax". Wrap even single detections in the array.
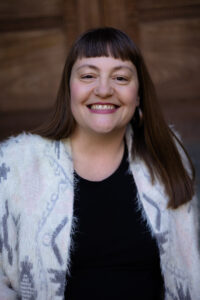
[{"xmin": 33, "ymin": 27, "xmax": 195, "ymax": 208}]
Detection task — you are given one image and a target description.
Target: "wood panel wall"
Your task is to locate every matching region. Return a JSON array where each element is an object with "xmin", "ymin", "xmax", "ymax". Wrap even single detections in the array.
[
  {"xmin": 0, "ymin": 0, "xmax": 200, "ymax": 148},
  {"xmin": 0, "ymin": 0, "xmax": 67, "ymax": 138},
  {"xmin": 138, "ymin": 0, "xmax": 200, "ymax": 141}
]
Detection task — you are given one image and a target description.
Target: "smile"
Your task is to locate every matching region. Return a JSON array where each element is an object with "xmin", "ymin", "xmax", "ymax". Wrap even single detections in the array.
[
  {"xmin": 87, "ymin": 103, "xmax": 119, "ymax": 114},
  {"xmin": 90, "ymin": 104, "xmax": 116, "ymax": 110}
]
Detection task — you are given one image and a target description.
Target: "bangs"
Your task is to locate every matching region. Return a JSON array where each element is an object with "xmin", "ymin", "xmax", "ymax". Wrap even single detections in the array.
[{"xmin": 73, "ymin": 27, "xmax": 138, "ymax": 63}]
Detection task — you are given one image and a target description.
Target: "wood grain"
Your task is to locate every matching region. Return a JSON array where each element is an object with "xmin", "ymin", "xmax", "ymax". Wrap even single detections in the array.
[
  {"xmin": 0, "ymin": 0, "xmax": 62, "ymax": 19},
  {"xmin": 0, "ymin": 29, "xmax": 67, "ymax": 111},
  {"xmin": 101, "ymin": 0, "xmax": 139, "ymax": 42},
  {"xmin": 0, "ymin": 108, "xmax": 52, "ymax": 141},
  {"xmin": 162, "ymin": 98, "xmax": 200, "ymax": 142},
  {"xmin": 77, "ymin": 0, "xmax": 102, "ymax": 32},
  {"xmin": 0, "ymin": 16, "xmax": 63, "ymax": 32},
  {"xmin": 138, "ymin": 0, "xmax": 200, "ymax": 10},
  {"xmin": 102, "ymin": 0, "xmax": 127, "ymax": 28},
  {"xmin": 139, "ymin": 18, "xmax": 200, "ymax": 102},
  {"xmin": 123, "ymin": 0, "xmax": 139, "ymax": 42},
  {"xmin": 138, "ymin": 5, "xmax": 200, "ymax": 22},
  {"xmin": 63, "ymin": 0, "xmax": 139, "ymax": 49},
  {"xmin": 139, "ymin": 17, "xmax": 200, "ymax": 140}
]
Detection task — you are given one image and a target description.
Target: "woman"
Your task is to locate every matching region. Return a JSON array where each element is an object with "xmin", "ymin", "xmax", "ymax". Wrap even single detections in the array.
[{"xmin": 0, "ymin": 27, "xmax": 199, "ymax": 300}]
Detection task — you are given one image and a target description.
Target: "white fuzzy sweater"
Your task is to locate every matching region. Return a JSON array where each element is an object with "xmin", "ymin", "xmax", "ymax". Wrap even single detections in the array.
[{"xmin": 0, "ymin": 132, "xmax": 200, "ymax": 300}]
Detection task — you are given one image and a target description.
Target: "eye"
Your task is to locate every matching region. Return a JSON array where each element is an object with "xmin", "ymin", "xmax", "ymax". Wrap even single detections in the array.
[
  {"xmin": 114, "ymin": 76, "xmax": 129, "ymax": 83},
  {"xmin": 80, "ymin": 74, "xmax": 96, "ymax": 80}
]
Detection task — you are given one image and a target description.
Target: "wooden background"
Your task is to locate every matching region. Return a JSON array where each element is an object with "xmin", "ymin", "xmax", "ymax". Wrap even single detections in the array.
[{"xmin": 0, "ymin": 0, "xmax": 200, "ymax": 193}]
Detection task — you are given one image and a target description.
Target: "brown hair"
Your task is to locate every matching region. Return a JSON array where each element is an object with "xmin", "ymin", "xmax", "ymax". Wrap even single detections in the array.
[{"xmin": 33, "ymin": 27, "xmax": 195, "ymax": 208}]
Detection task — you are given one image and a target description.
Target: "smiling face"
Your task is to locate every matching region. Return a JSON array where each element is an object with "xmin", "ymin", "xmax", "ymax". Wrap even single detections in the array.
[{"xmin": 70, "ymin": 56, "xmax": 139, "ymax": 137}]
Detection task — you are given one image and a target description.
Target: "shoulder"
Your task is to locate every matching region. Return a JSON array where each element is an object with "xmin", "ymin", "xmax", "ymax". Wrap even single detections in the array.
[
  {"xmin": 0, "ymin": 133, "xmax": 70, "ymax": 207},
  {"xmin": 0, "ymin": 132, "xmax": 53, "ymax": 161},
  {"xmin": 0, "ymin": 133, "xmax": 55, "ymax": 193},
  {"xmin": 0, "ymin": 132, "xmax": 50, "ymax": 150},
  {"xmin": 0, "ymin": 133, "xmax": 72, "ymax": 182}
]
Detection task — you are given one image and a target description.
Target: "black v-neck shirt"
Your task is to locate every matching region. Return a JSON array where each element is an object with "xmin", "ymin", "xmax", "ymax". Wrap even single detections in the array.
[{"xmin": 65, "ymin": 147, "xmax": 164, "ymax": 299}]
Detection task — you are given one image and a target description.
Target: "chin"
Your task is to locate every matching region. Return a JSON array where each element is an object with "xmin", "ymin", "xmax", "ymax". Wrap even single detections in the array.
[{"xmin": 90, "ymin": 125, "xmax": 124, "ymax": 135}]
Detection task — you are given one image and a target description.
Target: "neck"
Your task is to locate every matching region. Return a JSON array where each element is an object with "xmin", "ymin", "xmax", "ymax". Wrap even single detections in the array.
[
  {"xmin": 70, "ymin": 128, "xmax": 126, "ymax": 181},
  {"xmin": 71, "ymin": 127, "xmax": 126, "ymax": 156}
]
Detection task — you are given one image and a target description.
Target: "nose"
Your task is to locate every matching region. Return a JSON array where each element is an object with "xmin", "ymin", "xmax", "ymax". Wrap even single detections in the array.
[{"xmin": 94, "ymin": 78, "xmax": 113, "ymax": 98}]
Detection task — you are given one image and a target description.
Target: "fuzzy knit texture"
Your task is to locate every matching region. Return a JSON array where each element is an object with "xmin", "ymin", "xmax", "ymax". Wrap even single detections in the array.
[{"xmin": 0, "ymin": 130, "xmax": 200, "ymax": 300}]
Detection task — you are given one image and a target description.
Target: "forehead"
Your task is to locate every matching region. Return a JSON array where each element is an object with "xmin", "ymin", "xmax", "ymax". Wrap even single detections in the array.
[{"xmin": 72, "ymin": 56, "xmax": 136, "ymax": 72}]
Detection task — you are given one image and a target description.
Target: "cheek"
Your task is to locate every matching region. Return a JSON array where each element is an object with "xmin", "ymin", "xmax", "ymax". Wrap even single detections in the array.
[
  {"xmin": 125, "ymin": 86, "xmax": 139, "ymax": 105},
  {"xmin": 70, "ymin": 83, "xmax": 80, "ymax": 119},
  {"xmin": 70, "ymin": 82, "xmax": 80, "ymax": 103}
]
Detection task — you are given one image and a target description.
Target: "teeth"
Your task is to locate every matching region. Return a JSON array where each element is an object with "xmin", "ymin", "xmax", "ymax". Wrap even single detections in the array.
[{"xmin": 90, "ymin": 104, "xmax": 116, "ymax": 110}]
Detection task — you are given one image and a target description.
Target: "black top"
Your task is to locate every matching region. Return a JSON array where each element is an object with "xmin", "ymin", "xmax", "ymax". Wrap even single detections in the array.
[{"xmin": 65, "ymin": 146, "xmax": 164, "ymax": 299}]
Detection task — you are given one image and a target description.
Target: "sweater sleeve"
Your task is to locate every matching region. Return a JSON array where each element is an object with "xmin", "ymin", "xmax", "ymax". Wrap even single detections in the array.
[
  {"xmin": 170, "ymin": 193, "xmax": 200, "ymax": 299},
  {"xmin": 171, "ymin": 129, "xmax": 200, "ymax": 297},
  {"xmin": 0, "ymin": 136, "xmax": 22, "ymax": 300}
]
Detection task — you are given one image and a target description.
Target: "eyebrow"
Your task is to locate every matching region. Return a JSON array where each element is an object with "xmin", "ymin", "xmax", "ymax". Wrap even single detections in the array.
[{"xmin": 76, "ymin": 64, "xmax": 135, "ymax": 73}]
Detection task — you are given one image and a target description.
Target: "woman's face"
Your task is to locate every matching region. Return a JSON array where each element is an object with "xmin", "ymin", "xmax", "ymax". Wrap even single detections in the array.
[{"xmin": 70, "ymin": 56, "xmax": 139, "ymax": 137}]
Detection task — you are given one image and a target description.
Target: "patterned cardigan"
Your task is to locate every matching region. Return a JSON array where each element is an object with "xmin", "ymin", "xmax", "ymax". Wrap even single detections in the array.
[{"xmin": 0, "ymin": 132, "xmax": 200, "ymax": 300}]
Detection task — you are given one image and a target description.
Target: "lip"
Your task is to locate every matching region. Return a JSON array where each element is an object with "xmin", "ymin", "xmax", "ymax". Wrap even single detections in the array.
[{"xmin": 87, "ymin": 102, "xmax": 120, "ymax": 114}]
